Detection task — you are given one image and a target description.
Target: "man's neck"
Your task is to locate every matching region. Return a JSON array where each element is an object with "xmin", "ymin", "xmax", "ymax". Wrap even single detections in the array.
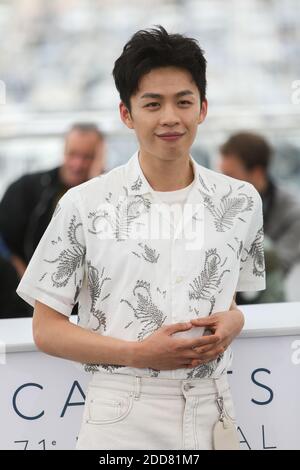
[{"xmin": 138, "ymin": 151, "xmax": 194, "ymax": 192}]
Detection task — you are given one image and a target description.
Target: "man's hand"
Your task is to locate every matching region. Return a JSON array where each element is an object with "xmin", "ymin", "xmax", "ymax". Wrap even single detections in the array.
[
  {"xmin": 188, "ymin": 308, "xmax": 245, "ymax": 368},
  {"xmin": 134, "ymin": 322, "xmax": 220, "ymax": 371}
]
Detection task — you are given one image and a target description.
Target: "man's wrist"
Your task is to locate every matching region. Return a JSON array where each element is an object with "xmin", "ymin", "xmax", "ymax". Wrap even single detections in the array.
[{"xmin": 126, "ymin": 340, "xmax": 146, "ymax": 368}]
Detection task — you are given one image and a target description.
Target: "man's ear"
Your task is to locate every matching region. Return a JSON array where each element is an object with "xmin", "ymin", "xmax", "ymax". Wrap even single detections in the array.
[
  {"xmin": 119, "ymin": 102, "xmax": 134, "ymax": 129},
  {"xmin": 198, "ymin": 99, "xmax": 208, "ymax": 125}
]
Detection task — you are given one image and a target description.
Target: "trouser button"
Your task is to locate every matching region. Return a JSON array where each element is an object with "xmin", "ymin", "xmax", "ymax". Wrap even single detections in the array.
[{"xmin": 183, "ymin": 382, "xmax": 194, "ymax": 391}]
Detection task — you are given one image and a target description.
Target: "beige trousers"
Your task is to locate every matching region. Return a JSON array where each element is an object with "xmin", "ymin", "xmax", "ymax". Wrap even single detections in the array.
[{"xmin": 76, "ymin": 372, "xmax": 237, "ymax": 450}]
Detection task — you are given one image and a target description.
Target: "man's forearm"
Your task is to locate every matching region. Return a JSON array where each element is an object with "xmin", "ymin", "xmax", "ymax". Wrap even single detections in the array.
[
  {"xmin": 33, "ymin": 302, "xmax": 138, "ymax": 367},
  {"xmin": 228, "ymin": 296, "xmax": 245, "ymax": 332}
]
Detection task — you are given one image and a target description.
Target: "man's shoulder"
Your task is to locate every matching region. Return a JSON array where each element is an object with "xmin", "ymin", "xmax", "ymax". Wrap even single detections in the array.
[
  {"xmin": 198, "ymin": 164, "xmax": 260, "ymax": 200},
  {"xmin": 1, "ymin": 167, "xmax": 60, "ymax": 205},
  {"xmin": 10, "ymin": 166, "xmax": 60, "ymax": 190}
]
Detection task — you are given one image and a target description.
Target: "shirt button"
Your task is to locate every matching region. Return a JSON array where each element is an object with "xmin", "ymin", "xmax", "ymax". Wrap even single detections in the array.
[{"xmin": 175, "ymin": 276, "xmax": 184, "ymax": 284}]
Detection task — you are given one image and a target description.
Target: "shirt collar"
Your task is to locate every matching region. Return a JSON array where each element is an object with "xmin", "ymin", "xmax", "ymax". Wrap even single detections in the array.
[{"xmin": 125, "ymin": 151, "xmax": 212, "ymax": 197}]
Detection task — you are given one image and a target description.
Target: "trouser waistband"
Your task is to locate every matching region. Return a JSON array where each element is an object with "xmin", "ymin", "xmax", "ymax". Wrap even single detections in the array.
[{"xmin": 89, "ymin": 372, "xmax": 230, "ymax": 398}]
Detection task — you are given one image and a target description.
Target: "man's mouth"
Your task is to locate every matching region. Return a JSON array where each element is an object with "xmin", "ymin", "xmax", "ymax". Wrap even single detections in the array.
[{"xmin": 156, "ymin": 132, "xmax": 185, "ymax": 142}]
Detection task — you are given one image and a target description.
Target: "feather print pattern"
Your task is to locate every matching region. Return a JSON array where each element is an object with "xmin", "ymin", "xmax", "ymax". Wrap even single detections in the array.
[
  {"xmin": 121, "ymin": 280, "xmax": 167, "ymax": 340},
  {"xmin": 43, "ymin": 214, "xmax": 86, "ymax": 289},
  {"xmin": 199, "ymin": 185, "xmax": 254, "ymax": 232},
  {"xmin": 132, "ymin": 242, "xmax": 160, "ymax": 263},
  {"xmin": 84, "ymin": 262, "xmax": 125, "ymax": 373},
  {"xmin": 87, "ymin": 261, "xmax": 111, "ymax": 332},
  {"xmin": 88, "ymin": 192, "xmax": 151, "ymax": 241},
  {"xmin": 189, "ymin": 249, "xmax": 230, "ymax": 315},
  {"xmin": 131, "ymin": 175, "xmax": 143, "ymax": 191},
  {"xmin": 187, "ymin": 354, "xmax": 224, "ymax": 379},
  {"xmin": 84, "ymin": 363, "xmax": 124, "ymax": 373},
  {"xmin": 241, "ymin": 227, "xmax": 265, "ymax": 276}
]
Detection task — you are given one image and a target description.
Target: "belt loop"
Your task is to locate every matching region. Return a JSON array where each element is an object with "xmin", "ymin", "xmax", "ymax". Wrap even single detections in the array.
[
  {"xmin": 214, "ymin": 377, "xmax": 223, "ymax": 397},
  {"xmin": 133, "ymin": 376, "xmax": 141, "ymax": 400}
]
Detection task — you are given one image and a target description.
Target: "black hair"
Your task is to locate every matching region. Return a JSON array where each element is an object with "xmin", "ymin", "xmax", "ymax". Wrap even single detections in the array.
[
  {"xmin": 112, "ymin": 25, "xmax": 207, "ymax": 111},
  {"xmin": 220, "ymin": 132, "xmax": 272, "ymax": 171}
]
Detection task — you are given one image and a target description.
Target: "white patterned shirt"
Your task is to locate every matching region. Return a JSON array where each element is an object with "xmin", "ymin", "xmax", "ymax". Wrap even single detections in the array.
[{"xmin": 17, "ymin": 151, "xmax": 266, "ymax": 379}]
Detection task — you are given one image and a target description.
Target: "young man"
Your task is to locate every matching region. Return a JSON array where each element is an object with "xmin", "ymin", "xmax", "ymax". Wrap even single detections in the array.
[{"xmin": 17, "ymin": 26, "xmax": 265, "ymax": 450}]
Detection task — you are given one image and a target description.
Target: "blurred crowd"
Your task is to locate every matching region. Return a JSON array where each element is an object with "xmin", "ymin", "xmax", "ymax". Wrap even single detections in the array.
[{"xmin": 1, "ymin": 127, "xmax": 300, "ymax": 318}]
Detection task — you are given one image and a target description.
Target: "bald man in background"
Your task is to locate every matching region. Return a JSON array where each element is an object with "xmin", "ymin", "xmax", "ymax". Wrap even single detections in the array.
[{"xmin": 0, "ymin": 123, "xmax": 105, "ymax": 317}]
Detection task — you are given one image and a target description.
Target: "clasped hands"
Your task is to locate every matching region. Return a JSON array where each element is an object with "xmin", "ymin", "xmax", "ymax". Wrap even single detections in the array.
[
  {"xmin": 137, "ymin": 308, "xmax": 244, "ymax": 371},
  {"xmin": 184, "ymin": 308, "xmax": 244, "ymax": 368}
]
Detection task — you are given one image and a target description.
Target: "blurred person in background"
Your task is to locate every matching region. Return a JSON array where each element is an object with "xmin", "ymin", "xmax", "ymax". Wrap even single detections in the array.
[
  {"xmin": 0, "ymin": 122, "xmax": 105, "ymax": 317},
  {"xmin": 219, "ymin": 131, "xmax": 300, "ymax": 303},
  {"xmin": 0, "ymin": 234, "xmax": 31, "ymax": 318}
]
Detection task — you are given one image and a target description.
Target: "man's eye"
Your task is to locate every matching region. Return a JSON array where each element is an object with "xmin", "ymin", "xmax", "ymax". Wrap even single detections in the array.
[
  {"xmin": 145, "ymin": 102, "xmax": 159, "ymax": 108},
  {"xmin": 179, "ymin": 100, "xmax": 192, "ymax": 105}
]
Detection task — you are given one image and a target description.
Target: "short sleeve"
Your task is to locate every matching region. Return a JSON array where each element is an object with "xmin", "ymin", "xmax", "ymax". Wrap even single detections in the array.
[
  {"xmin": 16, "ymin": 190, "xmax": 86, "ymax": 316},
  {"xmin": 236, "ymin": 187, "xmax": 266, "ymax": 292}
]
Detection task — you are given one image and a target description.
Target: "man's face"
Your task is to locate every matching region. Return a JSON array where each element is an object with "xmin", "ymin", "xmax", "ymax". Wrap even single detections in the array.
[
  {"xmin": 120, "ymin": 66, "xmax": 207, "ymax": 163},
  {"xmin": 219, "ymin": 153, "xmax": 251, "ymax": 182},
  {"xmin": 62, "ymin": 130, "xmax": 105, "ymax": 187}
]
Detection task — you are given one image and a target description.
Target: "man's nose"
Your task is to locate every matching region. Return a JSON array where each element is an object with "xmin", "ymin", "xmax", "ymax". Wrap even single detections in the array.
[
  {"xmin": 72, "ymin": 154, "xmax": 89, "ymax": 171},
  {"xmin": 159, "ymin": 104, "xmax": 180, "ymax": 126}
]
